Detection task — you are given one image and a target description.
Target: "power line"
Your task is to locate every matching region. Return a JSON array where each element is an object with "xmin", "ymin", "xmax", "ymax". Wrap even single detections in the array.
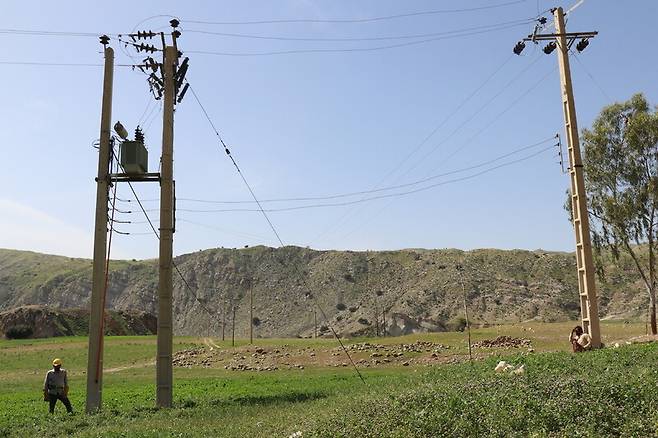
[
  {"xmin": 182, "ymin": 0, "xmax": 529, "ymax": 25},
  {"xmin": 0, "ymin": 61, "xmax": 152, "ymax": 67},
  {"xmin": 111, "ymin": 149, "xmax": 216, "ymax": 318},
  {"xmin": 309, "ymin": 53, "xmax": 543, "ymax": 245},
  {"xmin": 570, "ymin": 49, "xmax": 613, "ymax": 102},
  {"xmin": 0, "ymin": 29, "xmax": 114, "ymax": 37},
  {"xmin": 177, "ymin": 218, "xmax": 279, "ymax": 244},
  {"xmin": 173, "ymin": 142, "xmax": 556, "ymax": 214},
  {"xmin": 186, "ymin": 22, "xmax": 532, "ymax": 57},
  {"xmin": 183, "ymin": 18, "xmax": 534, "ymax": 42},
  {"xmin": 188, "ymin": 82, "xmax": 365, "ymax": 383},
  {"xmin": 168, "ymin": 136, "xmax": 555, "ymax": 206},
  {"xmin": 334, "ymin": 60, "xmax": 553, "ymax": 241},
  {"xmin": 333, "ymin": 62, "xmax": 556, "ymax": 243}
]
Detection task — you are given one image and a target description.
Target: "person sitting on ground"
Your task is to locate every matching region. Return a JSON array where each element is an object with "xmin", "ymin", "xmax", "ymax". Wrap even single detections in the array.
[
  {"xmin": 43, "ymin": 358, "xmax": 73, "ymax": 414},
  {"xmin": 569, "ymin": 326, "xmax": 592, "ymax": 352}
]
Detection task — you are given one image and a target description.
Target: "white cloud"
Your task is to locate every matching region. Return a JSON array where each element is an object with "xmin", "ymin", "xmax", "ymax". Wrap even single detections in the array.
[{"xmin": 0, "ymin": 199, "xmax": 127, "ymax": 259}]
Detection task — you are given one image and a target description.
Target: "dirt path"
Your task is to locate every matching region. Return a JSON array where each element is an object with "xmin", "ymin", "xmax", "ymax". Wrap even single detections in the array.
[
  {"xmin": 105, "ymin": 360, "xmax": 155, "ymax": 373},
  {"xmin": 202, "ymin": 337, "xmax": 221, "ymax": 350}
]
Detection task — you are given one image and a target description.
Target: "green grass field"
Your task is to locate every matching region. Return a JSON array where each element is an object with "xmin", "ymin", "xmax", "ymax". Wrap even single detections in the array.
[{"xmin": 0, "ymin": 322, "xmax": 656, "ymax": 437}]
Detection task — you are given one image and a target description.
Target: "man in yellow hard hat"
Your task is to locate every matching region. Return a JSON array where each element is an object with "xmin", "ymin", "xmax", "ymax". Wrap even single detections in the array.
[{"xmin": 43, "ymin": 358, "xmax": 73, "ymax": 414}]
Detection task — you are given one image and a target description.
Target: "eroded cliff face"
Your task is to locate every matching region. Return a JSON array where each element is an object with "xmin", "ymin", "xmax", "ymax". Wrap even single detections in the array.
[
  {"xmin": 0, "ymin": 305, "xmax": 156, "ymax": 338},
  {"xmin": 0, "ymin": 246, "xmax": 647, "ymax": 337}
]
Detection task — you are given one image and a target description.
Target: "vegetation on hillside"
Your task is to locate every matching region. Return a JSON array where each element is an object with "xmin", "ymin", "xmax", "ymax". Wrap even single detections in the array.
[{"xmin": 0, "ymin": 246, "xmax": 651, "ymax": 337}]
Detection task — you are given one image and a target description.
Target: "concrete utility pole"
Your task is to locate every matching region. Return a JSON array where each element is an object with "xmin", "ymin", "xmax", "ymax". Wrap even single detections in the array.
[
  {"xmin": 515, "ymin": 8, "xmax": 601, "ymax": 348},
  {"xmin": 86, "ymin": 41, "xmax": 113, "ymax": 414},
  {"xmin": 156, "ymin": 44, "xmax": 177, "ymax": 408},
  {"xmin": 554, "ymin": 8, "xmax": 601, "ymax": 348}
]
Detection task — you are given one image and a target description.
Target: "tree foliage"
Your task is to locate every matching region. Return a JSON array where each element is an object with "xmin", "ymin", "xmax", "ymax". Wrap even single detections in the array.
[{"xmin": 580, "ymin": 93, "xmax": 658, "ymax": 334}]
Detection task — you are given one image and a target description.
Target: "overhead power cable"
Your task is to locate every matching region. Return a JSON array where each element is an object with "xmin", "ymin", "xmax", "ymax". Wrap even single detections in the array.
[
  {"xmin": 182, "ymin": 0, "xmax": 528, "ymax": 25},
  {"xmin": 186, "ymin": 21, "xmax": 532, "ymax": 57},
  {"xmin": 309, "ymin": 53, "xmax": 543, "ymax": 246},
  {"xmin": 569, "ymin": 49, "xmax": 613, "ymax": 102},
  {"xmin": 0, "ymin": 61, "xmax": 154, "ymax": 67},
  {"xmin": 111, "ymin": 149, "xmax": 217, "ymax": 318},
  {"xmin": 170, "ymin": 135, "xmax": 555, "ymax": 206},
  {"xmin": 334, "ymin": 63, "xmax": 556, "ymax": 242},
  {"xmin": 184, "ymin": 18, "xmax": 533, "ymax": 42},
  {"xmin": 188, "ymin": 83, "xmax": 365, "ymax": 384},
  {"xmin": 174, "ymin": 142, "xmax": 556, "ymax": 214},
  {"xmin": 0, "ymin": 28, "xmax": 114, "ymax": 37}
]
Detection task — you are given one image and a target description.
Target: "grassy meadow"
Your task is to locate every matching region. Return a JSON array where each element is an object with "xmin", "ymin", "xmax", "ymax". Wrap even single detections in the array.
[{"xmin": 0, "ymin": 321, "xmax": 656, "ymax": 437}]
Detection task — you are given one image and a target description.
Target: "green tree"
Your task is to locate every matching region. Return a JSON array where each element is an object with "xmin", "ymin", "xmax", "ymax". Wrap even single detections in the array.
[{"xmin": 579, "ymin": 93, "xmax": 658, "ymax": 334}]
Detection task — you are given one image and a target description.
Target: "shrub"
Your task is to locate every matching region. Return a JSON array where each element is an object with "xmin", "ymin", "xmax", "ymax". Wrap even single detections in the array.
[
  {"xmin": 336, "ymin": 303, "xmax": 347, "ymax": 311},
  {"xmin": 5, "ymin": 324, "xmax": 33, "ymax": 339},
  {"xmin": 447, "ymin": 317, "xmax": 467, "ymax": 332}
]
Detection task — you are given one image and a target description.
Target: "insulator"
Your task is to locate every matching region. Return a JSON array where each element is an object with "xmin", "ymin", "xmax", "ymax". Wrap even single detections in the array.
[
  {"xmin": 99, "ymin": 35, "xmax": 110, "ymax": 45},
  {"xmin": 177, "ymin": 83, "xmax": 189, "ymax": 104},
  {"xmin": 576, "ymin": 38, "xmax": 589, "ymax": 52},
  {"xmin": 135, "ymin": 126, "xmax": 145, "ymax": 145},
  {"xmin": 513, "ymin": 40, "xmax": 526, "ymax": 55},
  {"xmin": 538, "ymin": 17, "xmax": 547, "ymax": 25},
  {"xmin": 543, "ymin": 41, "xmax": 557, "ymax": 54},
  {"xmin": 175, "ymin": 57, "xmax": 189, "ymax": 89},
  {"xmin": 170, "ymin": 19, "xmax": 180, "ymax": 28}
]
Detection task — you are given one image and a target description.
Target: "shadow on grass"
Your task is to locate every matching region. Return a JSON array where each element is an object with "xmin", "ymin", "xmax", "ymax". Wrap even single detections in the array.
[{"xmin": 217, "ymin": 391, "xmax": 327, "ymax": 407}]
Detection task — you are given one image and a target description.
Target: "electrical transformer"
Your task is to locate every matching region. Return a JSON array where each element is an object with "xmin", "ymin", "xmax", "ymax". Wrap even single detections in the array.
[{"xmin": 120, "ymin": 140, "xmax": 148, "ymax": 174}]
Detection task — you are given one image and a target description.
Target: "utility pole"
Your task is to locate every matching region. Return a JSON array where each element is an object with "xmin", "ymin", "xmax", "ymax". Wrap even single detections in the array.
[
  {"xmin": 86, "ymin": 38, "xmax": 113, "ymax": 414},
  {"xmin": 374, "ymin": 305, "xmax": 379, "ymax": 337},
  {"xmin": 249, "ymin": 280, "xmax": 254, "ymax": 344},
  {"xmin": 456, "ymin": 264, "xmax": 473, "ymax": 362},
  {"xmin": 232, "ymin": 306, "xmax": 236, "ymax": 347},
  {"xmin": 156, "ymin": 44, "xmax": 176, "ymax": 408},
  {"xmin": 221, "ymin": 299, "xmax": 226, "ymax": 341},
  {"xmin": 514, "ymin": 8, "xmax": 601, "ymax": 348},
  {"xmin": 313, "ymin": 308, "xmax": 317, "ymax": 339}
]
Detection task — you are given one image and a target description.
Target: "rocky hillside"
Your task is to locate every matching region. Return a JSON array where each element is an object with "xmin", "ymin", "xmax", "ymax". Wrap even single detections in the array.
[
  {"xmin": 0, "ymin": 246, "xmax": 649, "ymax": 337},
  {"xmin": 0, "ymin": 305, "xmax": 156, "ymax": 338}
]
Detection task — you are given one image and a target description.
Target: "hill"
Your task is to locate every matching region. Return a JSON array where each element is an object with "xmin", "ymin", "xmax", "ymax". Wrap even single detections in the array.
[
  {"xmin": 0, "ymin": 305, "xmax": 156, "ymax": 338},
  {"xmin": 0, "ymin": 246, "xmax": 649, "ymax": 337}
]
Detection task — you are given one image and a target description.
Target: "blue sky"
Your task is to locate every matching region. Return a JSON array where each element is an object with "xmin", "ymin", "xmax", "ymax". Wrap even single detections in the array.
[{"xmin": 0, "ymin": 0, "xmax": 656, "ymax": 259}]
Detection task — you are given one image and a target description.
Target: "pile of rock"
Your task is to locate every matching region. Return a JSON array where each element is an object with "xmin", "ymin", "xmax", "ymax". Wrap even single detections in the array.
[
  {"xmin": 473, "ymin": 336, "xmax": 531, "ymax": 349},
  {"xmin": 172, "ymin": 347, "xmax": 209, "ymax": 368}
]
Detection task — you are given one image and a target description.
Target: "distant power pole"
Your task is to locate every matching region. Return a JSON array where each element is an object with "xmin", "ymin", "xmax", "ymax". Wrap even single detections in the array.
[
  {"xmin": 221, "ymin": 298, "xmax": 226, "ymax": 341},
  {"xmin": 456, "ymin": 264, "xmax": 473, "ymax": 362},
  {"xmin": 232, "ymin": 306, "xmax": 236, "ymax": 347},
  {"xmin": 249, "ymin": 280, "xmax": 254, "ymax": 344},
  {"xmin": 313, "ymin": 308, "xmax": 317, "ymax": 339},
  {"xmin": 513, "ymin": 7, "xmax": 601, "ymax": 348},
  {"xmin": 86, "ymin": 37, "xmax": 113, "ymax": 414}
]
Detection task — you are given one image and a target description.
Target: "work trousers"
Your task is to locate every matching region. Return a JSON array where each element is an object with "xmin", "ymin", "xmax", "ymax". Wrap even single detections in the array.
[{"xmin": 48, "ymin": 393, "xmax": 73, "ymax": 414}]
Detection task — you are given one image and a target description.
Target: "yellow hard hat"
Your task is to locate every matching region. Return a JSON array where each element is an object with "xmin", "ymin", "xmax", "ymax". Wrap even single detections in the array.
[{"xmin": 52, "ymin": 358, "xmax": 62, "ymax": 366}]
